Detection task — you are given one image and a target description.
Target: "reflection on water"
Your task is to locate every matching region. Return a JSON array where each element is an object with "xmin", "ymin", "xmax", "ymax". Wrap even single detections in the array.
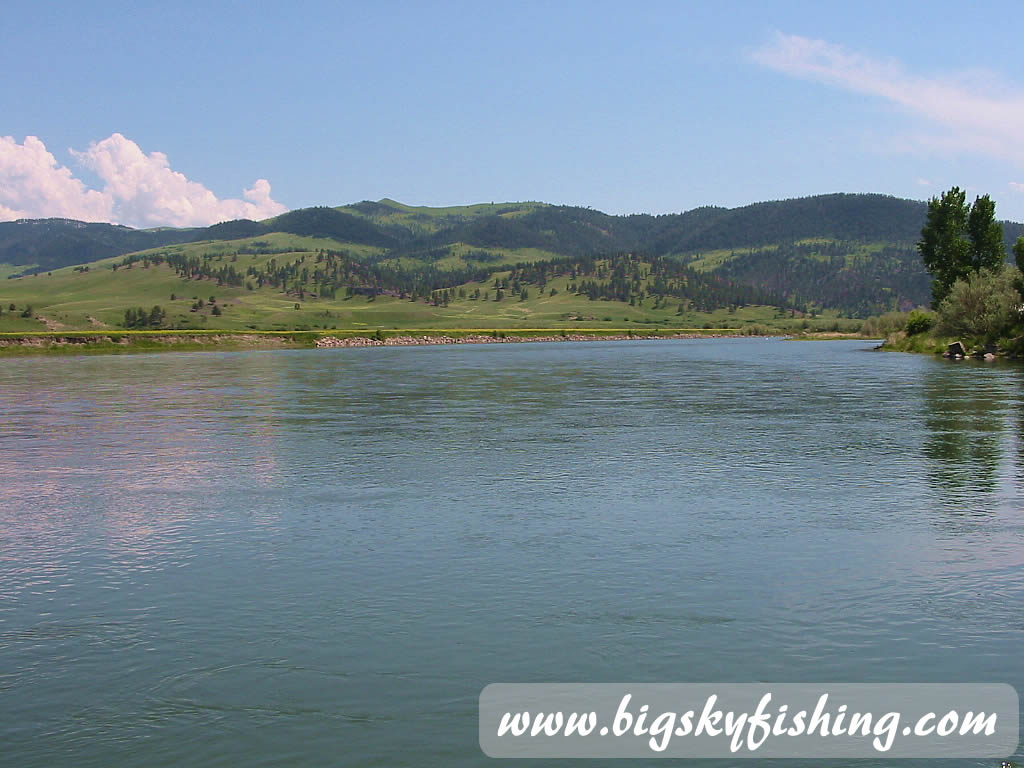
[
  {"xmin": 922, "ymin": 368, "xmax": 1012, "ymax": 501},
  {"xmin": 1018, "ymin": 369, "xmax": 1024, "ymax": 485},
  {"xmin": 0, "ymin": 340, "xmax": 1021, "ymax": 768}
]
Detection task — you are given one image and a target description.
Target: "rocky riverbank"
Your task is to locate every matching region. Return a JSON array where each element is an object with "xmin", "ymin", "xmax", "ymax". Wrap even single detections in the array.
[
  {"xmin": 878, "ymin": 332, "xmax": 1023, "ymax": 359},
  {"xmin": 315, "ymin": 332, "xmax": 729, "ymax": 348},
  {"xmin": 0, "ymin": 329, "xmax": 745, "ymax": 356}
]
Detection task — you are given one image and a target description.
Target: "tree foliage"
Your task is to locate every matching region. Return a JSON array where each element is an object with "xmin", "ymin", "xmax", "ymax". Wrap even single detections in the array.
[
  {"xmin": 123, "ymin": 305, "xmax": 166, "ymax": 329},
  {"xmin": 918, "ymin": 187, "xmax": 1006, "ymax": 306}
]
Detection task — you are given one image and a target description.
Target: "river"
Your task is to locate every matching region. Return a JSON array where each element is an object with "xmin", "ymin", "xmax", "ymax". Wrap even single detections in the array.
[{"xmin": 1, "ymin": 339, "xmax": 1021, "ymax": 767}]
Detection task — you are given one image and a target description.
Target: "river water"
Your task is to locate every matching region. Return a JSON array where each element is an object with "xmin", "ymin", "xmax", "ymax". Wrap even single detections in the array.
[{"xmin": 1, "ymin": 339, "xmax": 1021, "ymax": 767}]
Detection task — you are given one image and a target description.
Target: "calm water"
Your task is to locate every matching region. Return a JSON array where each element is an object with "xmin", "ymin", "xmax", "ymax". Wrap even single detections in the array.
[{"xmin": 0, "ymin": 339, "xmax": 1021, "ymax": 767}]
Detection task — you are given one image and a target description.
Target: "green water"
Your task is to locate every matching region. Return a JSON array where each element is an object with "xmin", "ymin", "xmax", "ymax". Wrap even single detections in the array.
[{"xmin": 0, "ymin": 339, "xmax": 1021, "ymax": 767}]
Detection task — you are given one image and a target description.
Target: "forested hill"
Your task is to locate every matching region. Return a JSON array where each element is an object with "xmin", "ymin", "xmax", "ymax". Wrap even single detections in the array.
[
  {"xmin": 332, "ymin": 194, "xmax": 963, "ymax": 257},
  {"xmin": 0, "ymin": 208, "xmax": 397, "ymax": 272},
  {"xmin": 4, "ymin": 194, "xmax": 1023, "ymax": 316},
  {"xmin": 642, "ymin": 195, "xmax": 934, "ymax": 254},
  {"xmin": 8, "ymin": 193, "xmax": 1022, "ymax": 274},
  {"xmin": 0, "ymin": 219, "xmax": 194, "ymax": 272}
]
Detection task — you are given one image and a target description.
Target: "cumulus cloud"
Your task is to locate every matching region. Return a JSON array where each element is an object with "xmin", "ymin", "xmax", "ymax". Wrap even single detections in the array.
[
  {"xmin": 0, "ymin": 133, "xmax": 287, "ymax": 228},
  {"xmin": 752, "ymin": 33, "xmax": 1024, "ymax": 167},
  {"xmin": 0, "ymin": 135, "xmax": 114, "ymax": 222},
  {"xmin": 1009, "ymin": 182, "xmax": 1024, "ymax": 193}
]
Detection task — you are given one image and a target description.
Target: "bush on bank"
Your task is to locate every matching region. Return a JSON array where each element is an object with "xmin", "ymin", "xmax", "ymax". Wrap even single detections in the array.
[{"xmin": 935, "ymin": 264, "xmax": 1023, "ymax": 344}]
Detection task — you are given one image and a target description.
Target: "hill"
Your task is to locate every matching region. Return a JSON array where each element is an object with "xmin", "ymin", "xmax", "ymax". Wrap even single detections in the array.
[
  {"xmin": 0, "ymin": 208, "xmax": 396, "ymax": 273},
  {"xmin": 2, "ymin": 193, "xmax": 1022, "ymax": 332}
]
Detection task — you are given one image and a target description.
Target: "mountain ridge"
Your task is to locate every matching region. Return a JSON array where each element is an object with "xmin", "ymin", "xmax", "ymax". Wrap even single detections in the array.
[
  {"xmin": 3, "ymin": 193, "xmax": 1023, "ymax": 325},
  {"xmin": 6, "ymin": 192, "xmax": 1021, "ymax": 275}
]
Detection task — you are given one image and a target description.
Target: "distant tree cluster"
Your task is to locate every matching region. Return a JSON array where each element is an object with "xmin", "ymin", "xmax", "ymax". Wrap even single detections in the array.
[
  {"xmin": 119, "ymin": 252, "xmax": 246, "ymax": 288},
  {"xmin": 509, "ymin": 252, "xmax": 786, "ymax": 311},
  {"xmin": 123, "ymin": 306, "xmax": 166, "ymax": 329},
  {"xmin": 3, "ymin": 303, "xmax": 34, "ymax": 318}
]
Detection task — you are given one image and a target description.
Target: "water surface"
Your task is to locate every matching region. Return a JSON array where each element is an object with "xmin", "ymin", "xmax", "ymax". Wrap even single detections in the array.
[{"xmin": 1, "ymin": 339, "xmax": 1021, "ymax": 767}]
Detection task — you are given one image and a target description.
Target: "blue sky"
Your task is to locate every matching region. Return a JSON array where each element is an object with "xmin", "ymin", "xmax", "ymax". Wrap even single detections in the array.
[{"xmin": 4, "ymin": 0, "xmax": 1024, "ymax": 226}]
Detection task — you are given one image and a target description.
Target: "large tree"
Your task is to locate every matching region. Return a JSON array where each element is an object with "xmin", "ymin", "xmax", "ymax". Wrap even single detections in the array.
[{"xmin": 918, "ymin": 187, "xmax": 1006, "ymax": 306}]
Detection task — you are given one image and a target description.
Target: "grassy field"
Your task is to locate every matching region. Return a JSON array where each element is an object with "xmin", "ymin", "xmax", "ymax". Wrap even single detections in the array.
[
  {"xmin": 0, "ymin": 263, "xmax": 852, "ymax": 333},
  {"xmin": 0, "ymin": 229, "xmax": 866, "ymax": 336},
  {"xmin": 681, "ymin": 245, "xmax": 780, "ymax": 271},
  {"xmin": 676, "ymin": 239, "xmax": 900, "ymax": 272},
  {"xmin": 0, "ymin": 263, "xmax": 33, "ymax": 279},
  {"xmin": 386, "ymin": 243, "xmax": 564, "ymax": 271},
  {"xmin": 135, "ymin": 232, "xmax": 385, "ymax": 262},
  {"xmin": 336, "ymin": 199, "xmax": 547, "ymax": 234}
]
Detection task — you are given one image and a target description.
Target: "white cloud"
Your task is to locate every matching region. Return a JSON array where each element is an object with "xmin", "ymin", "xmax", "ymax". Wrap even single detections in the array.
[
  {"xmin": 1009, "ymin": 182, "xmax": 1024, "ymax": 193},
  {"xmin": 0, "ymin": 133, "xmax": 287, "ymax": 228},
  {"xmin": 0, "ymin": 135, "xmax": 114, "ymax": 222},
  {"xmin": 752, "ymin": 33, "xmax": 1024, "ymax": 167}
]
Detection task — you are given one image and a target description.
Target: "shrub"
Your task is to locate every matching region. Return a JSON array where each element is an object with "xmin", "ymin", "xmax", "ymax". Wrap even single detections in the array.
[
  {"xmin": 904, "ymin": 309, "xmax": 937, "ymax": 335},
  {"xmin": 860, "ymin": 311, "xmax": 910, "ymax": 338},
  {"xmin": 937, "ymin": 264, "xmax": 1023, "ymax": 342}
]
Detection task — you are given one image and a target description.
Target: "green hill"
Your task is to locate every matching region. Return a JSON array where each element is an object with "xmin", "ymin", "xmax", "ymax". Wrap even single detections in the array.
[
  {"xmin": 0, "ymin": 245, "xmax": 803, "ymax": 334},
  {"xmin": 2, "ymin": 193, "xmax": 1022, "ymax": 332}
]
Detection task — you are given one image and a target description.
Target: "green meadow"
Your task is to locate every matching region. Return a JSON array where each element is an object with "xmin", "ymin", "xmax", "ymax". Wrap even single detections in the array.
[
  {"xmin": 0, "ymin": 263, "xmax": 32, "ymax": 280},
  {"xmin": 0, "ymin": 254, "xmax": 855, "ymax": 335},
  {"xmin": 678, "ymin": 239, "xmax": 895, "ymax": 272},
  {"xmin": 336, "ymin": 199, "xmax": 548, "ymax": 233},
  {"xmin": 0, "ymin": 224, "xmax": 869, "ymax": 340}
]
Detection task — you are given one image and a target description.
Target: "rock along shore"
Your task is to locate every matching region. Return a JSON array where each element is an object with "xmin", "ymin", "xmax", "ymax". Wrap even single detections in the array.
[{"xmin": 315, "ymin": 333, "xmax": 729, "ymax": 348}]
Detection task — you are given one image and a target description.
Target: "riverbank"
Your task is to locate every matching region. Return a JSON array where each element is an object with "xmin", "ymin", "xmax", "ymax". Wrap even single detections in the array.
[
  {"xmin": 314, "ymin": 331, "xmax": 739, "ymax": 348},
  {"xmin": 0, "ymin": 328, "xmax": 878, "ymax": 355},
  {"xmin": 878, "ymin": 331, "xmax": 1023, "ymax": 359},
  {"xmin": 0, "ymin": 328, "xmax": 731, "ymax": 355},
  {"xmin": 0, "ymin": 330, "xmax": 318, "ymax": 355}
]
